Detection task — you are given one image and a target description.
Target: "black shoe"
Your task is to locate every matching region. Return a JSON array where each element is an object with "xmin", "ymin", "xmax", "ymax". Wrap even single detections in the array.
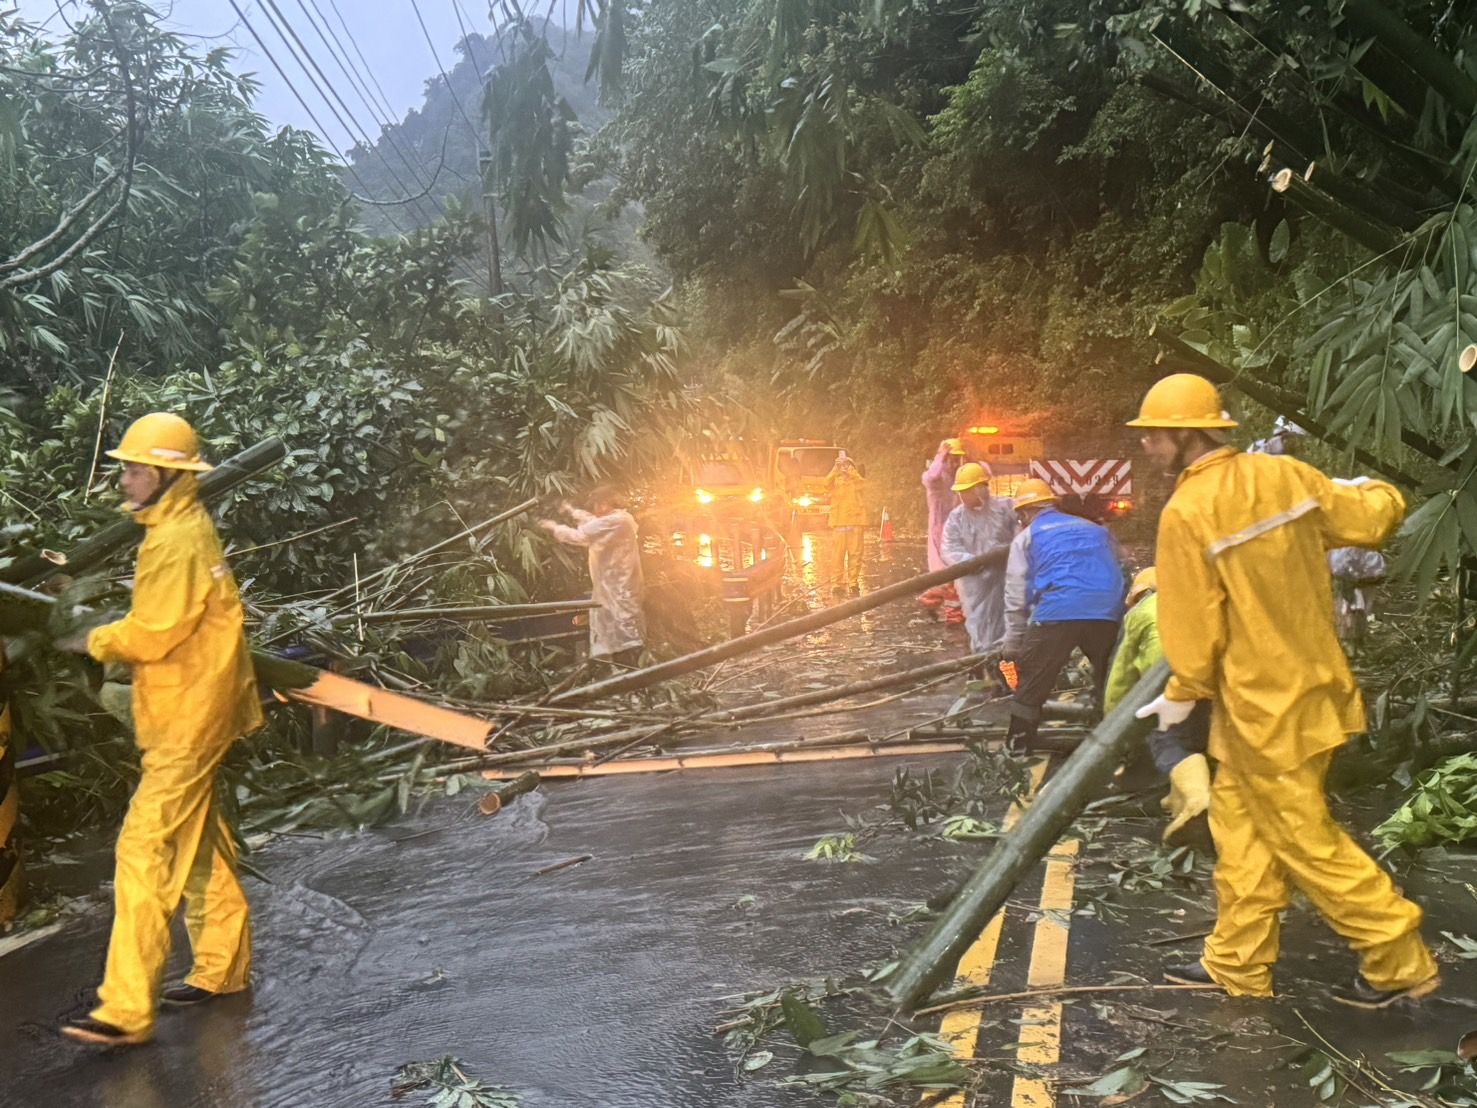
[
  {"xmin": 1005, "ymin": 728, "xmax": 1034, "ymax": 756},
  {"xmin": 1164, "ymin": 961, "xmax": 1218, "ymax": 987},
  {"xmin": 161, "ymin": 983, "xmax": 219, "ymax": 1008},
  {"xmin": 60, "ymin": 1017, "xmax": 150, "ymax": 1047},
  {"xmin": 1332, "ymin": 974, "xmax": 1440, "ymax": 1009}
]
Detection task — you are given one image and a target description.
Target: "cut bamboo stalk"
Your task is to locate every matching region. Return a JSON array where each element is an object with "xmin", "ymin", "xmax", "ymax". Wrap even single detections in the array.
[
  {"xmin": 480, "ymin": 740, "xmax": 972, "ymax": 778},
  {"xmin": 0, "ymin": 437, "xmax": 288, "ymax": 587},
  {"xmin": 551, "ymin": 548, "xmax": 1011, "ymax": 705},
  {"xmin": 1343, "ymin": 0, "xmax": 1477, "ymax": 115},
  {"xmin": 1271, "ymin": 167, "xmax": 1401, "ymax": 255},
  {"xmin": 1461, "ymin": 345, "xmax": 1477, "ymax": 375},
  {"xmin": 913, "ymin": 982, "xmax": 1214, "ymax": 1018},
  {"xmin": 878, "ymin": 660, "xmax": 1170, "ymax": 1014},
  {"xmin": 477, "ymin": 771, "xmax": 540, "ymax": 816}
]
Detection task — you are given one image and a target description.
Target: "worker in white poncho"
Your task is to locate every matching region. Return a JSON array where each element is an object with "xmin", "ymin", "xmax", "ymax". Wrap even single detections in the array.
[{"xmin": 540, "ymin": 485, "xmax": 646, "ymax": 667}]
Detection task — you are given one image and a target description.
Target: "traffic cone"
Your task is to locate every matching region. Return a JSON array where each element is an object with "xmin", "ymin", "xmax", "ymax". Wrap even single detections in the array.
[{"xmin": 879, "ymin": 508, "xmax": 895, "ymax": 542}]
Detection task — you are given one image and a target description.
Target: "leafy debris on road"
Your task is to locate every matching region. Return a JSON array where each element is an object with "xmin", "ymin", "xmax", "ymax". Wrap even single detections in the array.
[{"xmin": 390, "ymin": 1056, "xmax": 521, "ymax": 1107}]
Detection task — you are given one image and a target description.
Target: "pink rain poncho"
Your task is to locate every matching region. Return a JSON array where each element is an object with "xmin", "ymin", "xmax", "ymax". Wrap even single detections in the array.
[{"xmin": 922, "ymin": 446, "xmax": 960, "ymax": 573}]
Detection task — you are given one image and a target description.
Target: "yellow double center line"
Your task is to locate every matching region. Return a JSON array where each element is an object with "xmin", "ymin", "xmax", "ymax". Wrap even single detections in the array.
[{"xmin": 929, "ymin": 757, "xmax": 1080, "ymax": 1108}]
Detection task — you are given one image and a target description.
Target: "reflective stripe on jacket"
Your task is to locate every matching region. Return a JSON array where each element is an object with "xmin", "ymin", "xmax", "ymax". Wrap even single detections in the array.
[{"xmin": 1156, "ymin": 448, "xmax": 1403, "ymax": 774}]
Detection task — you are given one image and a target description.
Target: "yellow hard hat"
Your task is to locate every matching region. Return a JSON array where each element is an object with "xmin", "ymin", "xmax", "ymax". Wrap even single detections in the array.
[
  {"xmin": 945, "ymin": 437, "xmax": 966, "ymax": 456},
  {"xmin": 1128, "ymin": 566, "xmax": 1157, "ymax": 605},
  {"xmin": 951, "ymin": 461, "xmax": 992, "ymax": 492},
  {"xmin": 1126, "ymin": 373, "xmax": 1238, "ymax": 429},
  {"xmin": 1012, "ymin": 478, "xmax": 1058, "ymax": 510},
  {"xmin": 105, "ymin": 412, "xmax": 213, "ymax": 472}
]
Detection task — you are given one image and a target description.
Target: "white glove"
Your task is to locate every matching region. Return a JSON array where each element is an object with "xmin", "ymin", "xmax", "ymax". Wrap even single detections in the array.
[
  {"xmin": 1332, "ymin": 476, "xmax": 1371, "ymax": 487},
  {"xmin": 1135, "ymin": 695, "xmax": 1196, "ymax": 731}
]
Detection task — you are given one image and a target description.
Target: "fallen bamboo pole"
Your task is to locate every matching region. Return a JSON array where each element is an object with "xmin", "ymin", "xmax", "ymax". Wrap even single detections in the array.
[
  {"xmin": 709, "ymin": 653, "xmax": 987, "ymax": 723},
  {"xmin": 0, "ymin": 437, "xmax": 289, "ymax": 587},
  {"xmin": 354, "ymin": 600, "xmax": 602, "ymax": 625},
  {"xmin": 879, "ymin": 659, "xmax": 1170, "ymax": 1014},
  {"xmin": 551, "ymin": 548, "xmax": 1010, "ymax": 705},
  {"xmin": 480, "ymin": 740, "xmax": 973, "ymax": 779},
  {"xmin": 0, "ymin": 581, "xmax": 498, "ymax": 750}
]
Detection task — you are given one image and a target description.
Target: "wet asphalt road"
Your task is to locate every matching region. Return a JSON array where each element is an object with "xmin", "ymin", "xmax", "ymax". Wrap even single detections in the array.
[{"xmin": 3, "ymin": 536, "xmax": 1474, "ymax": 1107}]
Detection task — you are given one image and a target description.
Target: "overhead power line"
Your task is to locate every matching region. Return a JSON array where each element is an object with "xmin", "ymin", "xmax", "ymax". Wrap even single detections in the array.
[
  {"xmin": 254, "ymin": 0, "xmax": 446, "ymax": 230},
  {"xmin": 278, "ymin": 0, "xmax": 451, "ymax": 232},
  {"xmin": 224, "ymin": 0, "xmax": 410, "ymax": 234},
  {"xmin": 407, "ymin": 0, "xmax": 483, "ymax": 143}
]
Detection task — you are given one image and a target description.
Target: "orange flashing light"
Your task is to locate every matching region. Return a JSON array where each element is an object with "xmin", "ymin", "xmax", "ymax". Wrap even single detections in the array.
[{"xmin": 966, "ymin": 425, "xmax": 999, "ymax": 435}]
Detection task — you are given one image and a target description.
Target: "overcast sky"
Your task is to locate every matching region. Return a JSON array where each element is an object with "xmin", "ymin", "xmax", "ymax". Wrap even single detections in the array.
[{"xmin": 15, "ymin": 0, "xmax": 506, "ymax": 159}]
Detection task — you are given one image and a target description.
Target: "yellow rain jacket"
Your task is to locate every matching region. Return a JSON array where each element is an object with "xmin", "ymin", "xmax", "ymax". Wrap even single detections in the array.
[
  {"xmin": 825, "ymin": 467, "xmax": 868, "ymax": 528},
  {"xmin": 88, "ymin": 475, "xmax": 262, "ymax": 749},
  {"xmin": 1156, "ymin": 448, "xmax": 1399, "ymax": 776},
  {"xmin": 1157, "ymin": 447, "xmax": 1434, "ymax": 997},
  {"xmin": 84, "ymin": 474, "xmax": 261, "ymax": 1036}
]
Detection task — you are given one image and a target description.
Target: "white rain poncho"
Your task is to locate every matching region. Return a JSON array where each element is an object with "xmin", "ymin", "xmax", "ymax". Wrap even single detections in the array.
[
  {"xmin": 941, "ymin": 498, "xmax": 1018, "ymax": 654},
  {"xmin": 546, "ymin": 508, "xmax": 646, "ymax": 658}
]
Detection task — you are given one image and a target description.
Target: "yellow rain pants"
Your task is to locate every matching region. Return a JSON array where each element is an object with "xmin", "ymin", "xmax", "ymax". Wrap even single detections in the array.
[
  {"xmin": 91, "ymin": 741, "xmax": 251, "ymax": 1033},
  {"xmin": 829, "ymin": 527, "xmax": 864, "ymax": 590},
  {"xmin": 86, "ymin": 473, "xmax": 262, "ymax": 1035},
  {"xmin": 1203, "ymin": 752, "xmax": 1435, "ymax": 997}
]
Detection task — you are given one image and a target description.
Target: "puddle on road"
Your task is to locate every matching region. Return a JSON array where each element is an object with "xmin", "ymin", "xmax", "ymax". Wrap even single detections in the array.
[
  {"xmin": 0, "ymin": 537, "xmax": 989, "ymax": 1107},
  {"xmin": 0, "ymin": 756, "xmax": 982, "ymax": 1108}
]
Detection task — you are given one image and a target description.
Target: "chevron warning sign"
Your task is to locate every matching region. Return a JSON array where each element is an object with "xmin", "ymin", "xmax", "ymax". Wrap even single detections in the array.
[{"xmin": 1029, "ymin": 459, "xmax": 1133, "ymax": 498}]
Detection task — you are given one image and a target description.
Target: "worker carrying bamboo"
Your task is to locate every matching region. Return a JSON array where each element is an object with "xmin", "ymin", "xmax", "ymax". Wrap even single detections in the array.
[
  {"xmin": 59, "ymin": 413, "xmax": 263, "ymax": 1047},
  {"xmin": 1129, "ymin": 373, "xmax": 1438, "ymax": 1007},
  {"xmin": 540, "ymin": 486, "xmax": 645, "ymax": 668},
  {"xmin": 940, "ymin": 461, "xmax": 1017, "ymax": 663},
  {"xmin": 921, "ymin": 439, "xmax": 967, "ymax": 614},
  {"xmin": 824, "ymin": 452, "xmax": 868, "ymax": 596},
  {"xmin": 1000, "ymin": 478, "xmax": 1124, "ymax": 752},
  {"xmin": 1102, "ymin": 566, "xmax": 1211, "ymax": 843}
]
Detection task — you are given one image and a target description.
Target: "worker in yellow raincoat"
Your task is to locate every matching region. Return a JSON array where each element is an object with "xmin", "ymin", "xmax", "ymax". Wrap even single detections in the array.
[
  {"xmin": 60, "ymin": 413, "xmax": 263, "ymax": 1047},
  {"xmin": 1129, "ymin": 375, "xmax": 1438, "ymax": 1007},
  {"xmin": 824, "ymin": 453, "xmax": 868, "ymax": 596},
  {"xmin": 1103, "ymin": 567, "xmax": 1211, "ymax": 843}
]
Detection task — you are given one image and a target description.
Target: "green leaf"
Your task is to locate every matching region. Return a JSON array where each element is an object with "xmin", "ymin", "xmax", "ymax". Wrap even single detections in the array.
[
  {"xmin": 780, "ymin": 990, "xmax": 827, "ymax": 1047},
  {"xmin": 1268, "ymin": 220, "xmax": 1291, "ymax": 263}
]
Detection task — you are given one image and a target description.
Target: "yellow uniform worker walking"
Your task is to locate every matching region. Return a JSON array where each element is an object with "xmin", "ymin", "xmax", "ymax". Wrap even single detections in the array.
[
  {"xmin": 1130, "ymin": 375, "xmax": 1437, "ymax": 1006},
  {"xmin": 62, "ymin": 413, "xmax": 263, "ymax": 1047},
  {"xmin": 824, "ymin": 454, "xmax": 868, "ymax": 595}
]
